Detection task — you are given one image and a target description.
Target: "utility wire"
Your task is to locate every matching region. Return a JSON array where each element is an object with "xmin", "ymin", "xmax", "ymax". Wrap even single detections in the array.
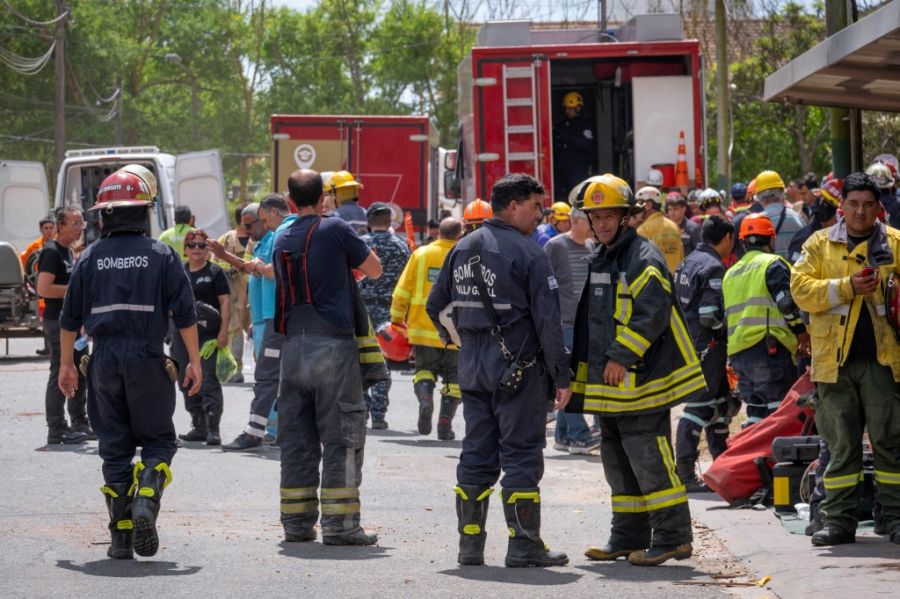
[{"xmin": 0, "ymin": 40, "xmax": 56, "ymax": 75}]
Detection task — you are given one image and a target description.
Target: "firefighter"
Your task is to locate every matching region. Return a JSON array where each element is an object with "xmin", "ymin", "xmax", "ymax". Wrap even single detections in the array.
[
  {"xmin": 57, "ymin": 167, "xmax": 201, "ymax": 559},
  {"xmin": 359, "ymin": 202, "xmax": 410, "ymax": 429},
  {"xmin": 568, "ymin": 174, "xmax": 699, "ymax": 566},
  {"xmin": 553, "ymin": 92, "xmax": 595, "ymax": 201},
  {"xmin": 462, "ymin": 198, "xmax": 492, "ymax": 234},
  {"xmin": 426, "ymin": 174, "xmax": 570, "ymax": 568},
  {"xmin": 635, "ymin": 186, "xmax": 684, "ymax": 273},
  {"xmin": 673, "ymin": 215, "xmax": 735, "ymax": 492},
  {"xmin": 754, "ymin": 170, "xmax": 805, "ymax": 260},
  {"xmin": 726, "ymin": 182, "xmax": 751, "ymax": 219},
  {"xmin": 722, "ymin": 213, "xmax": 809, "ymax": 426},
  {"xmin": 274, "ymin": 169, "xmax": 383, "ymax": 545},
  {"xmin": 792, "ymin": 172, "xmax": 900, "ymax": 547},
  {"xmin": 391, "ymin": 218, "xmax": 463, "ymax": 440},
  {"xmin": 695, "ymin": 188, "xmax": 724, "ymax": 219},
  {"xmin": 326, "ymin": 170, "xmax": 368, "ymax": 234},
  {"xmin": 788, "ymin": 178, "xmax": 841, "ymax": 264},
  {"xmin": 666, "ymin": 191, "xmax": 701, "ymax": 256},
  {"xmin": 535, "ymin": 201, "xmax": 573, "ymax": 243}
]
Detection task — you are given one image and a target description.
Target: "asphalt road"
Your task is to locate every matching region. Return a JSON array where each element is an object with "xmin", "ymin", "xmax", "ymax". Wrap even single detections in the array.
[{"xmin": 0, "ymin": 337, "xmax": 762, "ymax": 598}]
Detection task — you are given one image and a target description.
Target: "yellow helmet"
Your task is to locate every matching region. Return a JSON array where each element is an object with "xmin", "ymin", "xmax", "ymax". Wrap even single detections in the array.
[
  {"xmin": 550, "ymin": 201, "xmax": 571, "ymax": 220},
  {"xmin": 562, "ymin": 92, "xmax": 583, "ymax": 109},
  {"xmin": 325, "ymin": 170, "xmax": 363, "ymax": 192},
  {"xmin": 754, "ymin": 170, "xmax": 785, "ymax": 194},
  {"xmin": 575, "ymin": 174, "xmax": 636, "ymax": 213}
]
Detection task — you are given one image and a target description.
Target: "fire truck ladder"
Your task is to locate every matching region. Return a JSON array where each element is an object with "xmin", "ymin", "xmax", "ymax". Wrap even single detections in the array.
[{"xmin": 502, "ymin": 64, "xmax": 539, "ymax": 175}]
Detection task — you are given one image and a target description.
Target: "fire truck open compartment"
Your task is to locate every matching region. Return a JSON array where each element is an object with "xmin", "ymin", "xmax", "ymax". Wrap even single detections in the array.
[{"xmin": 548, "ymin": 54, "xmax": 693, "ymax": 190}]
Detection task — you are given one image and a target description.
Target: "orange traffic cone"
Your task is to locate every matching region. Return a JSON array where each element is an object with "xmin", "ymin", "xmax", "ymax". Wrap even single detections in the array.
[{"xmin": 674, "ymin": 130, "xmax": 689, "ymax": 189}]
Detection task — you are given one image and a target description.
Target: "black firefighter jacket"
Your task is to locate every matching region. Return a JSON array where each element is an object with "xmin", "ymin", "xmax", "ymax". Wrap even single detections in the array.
[{"xmin": 566, "ymin": 227, "xmax": 707, "ymax": 416}]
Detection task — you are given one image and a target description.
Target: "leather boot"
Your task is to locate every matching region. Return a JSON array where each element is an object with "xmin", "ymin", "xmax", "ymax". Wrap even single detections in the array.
[
  {"xmin": 206, "ymin": 411, "xmax": 221, "ymax": 446},
  {"xmin": 131, "ymin": 460, "xmax": 172, "ymax": 557},
  {"xmin": 628, "ymin": 543, "xmax": 693, "ymax": 566},
  {"xmin": 676, "ymin": 459, "xmax": 710, "ymax": 493},
  {"xmin": 501, "ymin": 488, "xmax": 568, "ymax": 567},
  {"xmin": 178, "ymin": 409, "xmax": 207, "ymax": 442},
  {"xmin": 455, "ymin": 485, "xmax": 492, "ymax": 565},
  {"xmin": 414, "ymin": 379, "xmax": 435, "ymax": 435},
  {"xmin": 437, "ymin": 396, "xmax": 460, "ymax": 441},
  {"xmin": 811, "ymin": 524, "xmax": 855, "ymax": 546},
  {"xmin": 101, "ymin": 482, "xmax": 133, "ymax": 559}
]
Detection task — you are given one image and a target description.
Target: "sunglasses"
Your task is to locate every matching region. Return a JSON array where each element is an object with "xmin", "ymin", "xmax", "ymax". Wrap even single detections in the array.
[{"xmin": 185, "ymin": 242, "xmax": 208, "ymax": 249}]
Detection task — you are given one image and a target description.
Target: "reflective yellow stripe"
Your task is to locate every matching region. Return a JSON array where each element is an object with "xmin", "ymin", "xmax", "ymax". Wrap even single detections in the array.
[
  {"xmin": 611, "ymin": 494, "xmax": 648, "ymax": 513},
  {"xmin": 414, "ymin": 370, "xmax": 436, "ymax": 384},
  {"xmin": 823, "ymin": 472, "xmax": 863, "ymax": 490},
  {"xmin": 453, "ymin": 486, "xmax": 469, "ymax": 501},
  {"xmin": 280, "ymin": 487, "xmax": 317, "ymax": 499},
  {"xmin": 359, "ymin": 351, "xmax": 384, "ymax": 364},
  {"xmin": 393, "ymin": 288, "xmax": 411, "ymax": 299},
  {"xmin": 614, "ymin": 275, "xmax": 632, "ymax": 322},
  {"xmin": 444, "ymin": 383, "xmax": 461, "ymax": 399},
  {"xmin": 670, "ymin": 307, "xmax": 698, "ymax": 365},
  {"xmin": 100, "ymin": 486, "xmax": 120, "ymax": 499},
  {"xmin": 116, "ymin": 520, "xmax": 133, "ymax": 531},
  {"xmin": 320, "ymin": 502, "xmax": 360, "ymax": 515},
  {"xmin": 476, "ymin": 488, "xmax": 493, "ymax": 501},
  {"xmin": 462, "ymin": 524, "xmax": 481, "ymax": 535},
  {"xmin": 408, "ymin": 327, "xmax": 441, "ymax": 340},
  {"xmin": 657, "ymin": 436, "xmax": 680, "ymax": 489},
  {"xmin": 138, "ymin": 487, "xmax": 155, "ymax": 497},
  {"xmin": 505, "ymin": 491, "xmax": 540, "ymax": 504},
  {"xmin": 611, "ymin": 485, "xmax": 687, "ymax": 513},
  {"xmin": 281, "ymin": 501, "xmax": 318, "ymax": 514},
  {"xmin": 357, "ymin": 337, "xmax": 379, "ymax": 349},
  {"xmin": 630, "ymin": 265, "xmax": 671, "ymax": 296},
  {"xmin": 874, "ymin": 470, "xmax": 900, "ymax": 485},
  {"xmin": 320, "ymin": 487, "xmax": 359, "ymax": 500},
  {"xmin": 574, "ymin": 362, "xmax": 706, "ymax": 413},
  {"xmin": 616, "ymin": 327, "xmax": 650, "ymax": 357}
]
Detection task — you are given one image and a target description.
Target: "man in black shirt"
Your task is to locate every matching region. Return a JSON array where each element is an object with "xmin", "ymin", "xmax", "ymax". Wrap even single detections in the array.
[{"xmin": 37, "ymin": 207, "xmax": 92, "ymax": 444}]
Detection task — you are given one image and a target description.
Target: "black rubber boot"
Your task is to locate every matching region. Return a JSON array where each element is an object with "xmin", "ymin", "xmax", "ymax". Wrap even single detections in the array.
[
  {"xmin": 101, "ymin": 482, "xmax": 133, "ymax": 559},
  {"xmin": 676, "ymin": 460, "xmax": 710, "ymax": 493},
  {"xmin": 131, "ymin": 460, "xmax": 172, "ymax": 557},
  {"xmin": 414, "ymin": 380, "xmax": 435, "ymax": 435},
  {"xmin": 206, "ymin": 411, "xmax": 221, "ymax": 446},
  {"xmin": 178, "ymin": 409, "xmax": 207, "ymax": 442},
  {"xmin": 455, "ymin": 485, "xmax": 492, "ymax": 565},
  {"xmin": 70, "ymin": 418, "xmax": 98, "ymax": 441},
  {"xmin": 501, "ymin": 488, "xmax": 568, "ymax": 567},
  {"xmin": 811, "ymin": 524, "xmax": 855, "ymax": 546},
  {"xmin": 437, "ymin": 396, "xmax": 460, "ymax": 441}
]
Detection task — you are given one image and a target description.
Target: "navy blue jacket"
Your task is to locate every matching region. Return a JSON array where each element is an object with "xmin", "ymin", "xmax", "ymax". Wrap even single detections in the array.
[
  {"xmin": 60, "ymin": 232, "xmax": 196, "ymax": 341},
  {"xmin": 426, "ymin": 218, "xmax": 570, "ymax": 390},
  {"xmin": 674, "ymin": 244, "xmax": 726, "ymax": 351}
]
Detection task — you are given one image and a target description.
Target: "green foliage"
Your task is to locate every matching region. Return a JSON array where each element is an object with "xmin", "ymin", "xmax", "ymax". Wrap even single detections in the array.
[
  {"xmin": 707, "ymin": 1, "xmax": 831, "ymax": 183},
  {"xmin": 0, "ymin": 0, "xmax": 476, "ymax": 197}
]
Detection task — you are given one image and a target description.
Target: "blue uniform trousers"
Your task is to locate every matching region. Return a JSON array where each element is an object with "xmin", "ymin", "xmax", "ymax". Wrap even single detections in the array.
[
  {"xmin": 457, "ymin": 362, "xmax": 547, "ymax": 489},
  {"xmin": 87, "ymin": 337, "xmax": 177, "ymax": 484}
]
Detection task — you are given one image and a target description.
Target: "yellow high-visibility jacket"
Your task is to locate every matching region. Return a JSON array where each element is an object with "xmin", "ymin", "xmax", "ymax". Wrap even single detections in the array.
[
  {"xmin": 791, "ymin": 221, "xmax": 900, "ymax": 383},
  {"xmin": 391, "ymin": 238, "xmax": 457, "ymax": 349},
  {"xmin": 637, "ymin": 211, "xmax": 684, "ymax": 274}
]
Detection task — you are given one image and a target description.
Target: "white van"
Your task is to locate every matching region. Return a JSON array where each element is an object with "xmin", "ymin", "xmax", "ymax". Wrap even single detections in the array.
[{"xmin": 0, "ymin": 146, "xmax": 229, "ymax": 253}]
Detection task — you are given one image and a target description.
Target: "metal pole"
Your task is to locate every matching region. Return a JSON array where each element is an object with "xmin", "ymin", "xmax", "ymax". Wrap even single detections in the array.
[
  {"xmin": 53, "ymin": 0, "xmax": 67, "ymax": 181},
  {"xmin": 826, "ymin": 0, "xmax": 851, "ymax": 177},
  {"xmin": 600, "ymin": 0, "xmax": 608, "ymax": 36},
  {"xmin": 715, "ymin": 0, "xmax": 730, "ymax": 191}
]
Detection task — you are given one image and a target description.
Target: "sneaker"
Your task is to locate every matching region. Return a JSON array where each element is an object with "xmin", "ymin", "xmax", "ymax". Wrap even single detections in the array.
[
  {"xmin": 552, "ymin": 441, "xmax": 570, "ymax": 452},
  {"xmin": 47, "ymin": 428, "xmax": 87, "ymax": 445},
  {"xmin": 228, "ymin": 373, "xmax": 244, "ymax": 384},
  {"xmin": 69, "ymin": 421, "xmax": 98, "ymax": 441},
  {"xmin": 35, "ymin": 348, "xmax": 50, "ymax": 357},
  {"xmin": 568, "ymin": 438, "xmax": 601, "ymax": 455},
  {"xmin": 371, "ymin": 417, "xmax": 388, "ymax": 430},
  {"xmin": 262, "ymin": 433, "xmax": 277, "ymax": 445},
  {"xmin": 221, "ymin": 433, "xmax": 263, "ymax": 451}
]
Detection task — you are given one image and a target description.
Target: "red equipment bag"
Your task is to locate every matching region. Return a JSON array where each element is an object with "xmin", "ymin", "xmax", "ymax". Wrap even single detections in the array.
[{"xmin": 702, "ymin": 373, "xmax": 815, "ymax": 503}]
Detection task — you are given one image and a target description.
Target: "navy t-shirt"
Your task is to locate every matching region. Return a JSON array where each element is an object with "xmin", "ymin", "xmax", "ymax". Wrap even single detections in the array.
[{"xmin": 274, "ymin": 214, "xmax": 370, "ymax": 331}]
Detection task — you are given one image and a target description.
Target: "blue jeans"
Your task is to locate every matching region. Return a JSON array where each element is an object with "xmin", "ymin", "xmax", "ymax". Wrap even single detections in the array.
[{"xmin": 556, "ymin": 326, "xmax": 592, "ymax": 444}]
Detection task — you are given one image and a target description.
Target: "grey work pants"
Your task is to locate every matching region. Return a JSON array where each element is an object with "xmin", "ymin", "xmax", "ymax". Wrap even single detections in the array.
[{"xmin": 244, "ymin": 319, "xmax": 283, "ymax": 438}]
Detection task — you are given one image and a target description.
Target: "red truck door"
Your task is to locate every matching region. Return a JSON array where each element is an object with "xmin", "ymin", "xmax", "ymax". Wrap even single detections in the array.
[{"xmin": 473, "ymin": 56, "xmax": 552, "ymax": 201}]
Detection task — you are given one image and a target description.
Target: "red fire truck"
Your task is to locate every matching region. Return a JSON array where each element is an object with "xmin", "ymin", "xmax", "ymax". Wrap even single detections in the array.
[
  {"xmin": 270, "ymin": 114, "xmax": 442, "ymax": 228},
  {"xmin": 448, "ymin": 14, "xmax": 706, "ymax": 203}
]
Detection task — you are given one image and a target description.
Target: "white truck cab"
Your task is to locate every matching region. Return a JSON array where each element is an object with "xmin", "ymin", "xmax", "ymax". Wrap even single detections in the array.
[{"xmin": 0, "ymin": 146, "xmax": 229, "ymax": 253}]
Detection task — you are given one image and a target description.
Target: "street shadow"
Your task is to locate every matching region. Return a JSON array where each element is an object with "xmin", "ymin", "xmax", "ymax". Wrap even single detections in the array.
[
  {"xmin": 380, "ymin": 439, "xmax": 462, "ymax": 449},
  {"xmin": 575, "ymin": 561, "xmax": 700, "ymax": 582},
  {"xmin": 545, "ymin": 453, "xmax": 601, "ymax": 462},
  {"xmin": 36, "ymin": 443, "xmax": 99, "ymax": 455},
  {"xmin": 815, "ymin": 536, "xmax": 900, "ymax": 559},
  {"xmin": 226, "ymin": 447, "xmax": 282, "ymax": 462},
  {"xmin": 0, "ymin": 355, "xmax": 48, "ymax": 363},
  {"xmin": 278, "ymin": 541, "xmax": 390, "ymax": 561},
  {"xmin": 439, "ymin": 565, "xmax": 581, "ymax": 585},
  {"xmin": 366, "ymin": 429, "xmax": 418, "ymax": 438},
  {"xmin": 56, "ymin": 559, "xmax": 201, "ymax": 577}
]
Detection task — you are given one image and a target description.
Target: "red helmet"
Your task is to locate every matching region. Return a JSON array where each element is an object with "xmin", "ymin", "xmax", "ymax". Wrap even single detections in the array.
[
  {"xmin": 376, "ymin": 323, "xmax": 412, "ymax": 362},
  {"xmin": 739, "ymin": 213, "xmax": 775, "ymax": 240},
  {"xmin": 93, "ymin": 171, "xmax": 152, "ymax": 210}
]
